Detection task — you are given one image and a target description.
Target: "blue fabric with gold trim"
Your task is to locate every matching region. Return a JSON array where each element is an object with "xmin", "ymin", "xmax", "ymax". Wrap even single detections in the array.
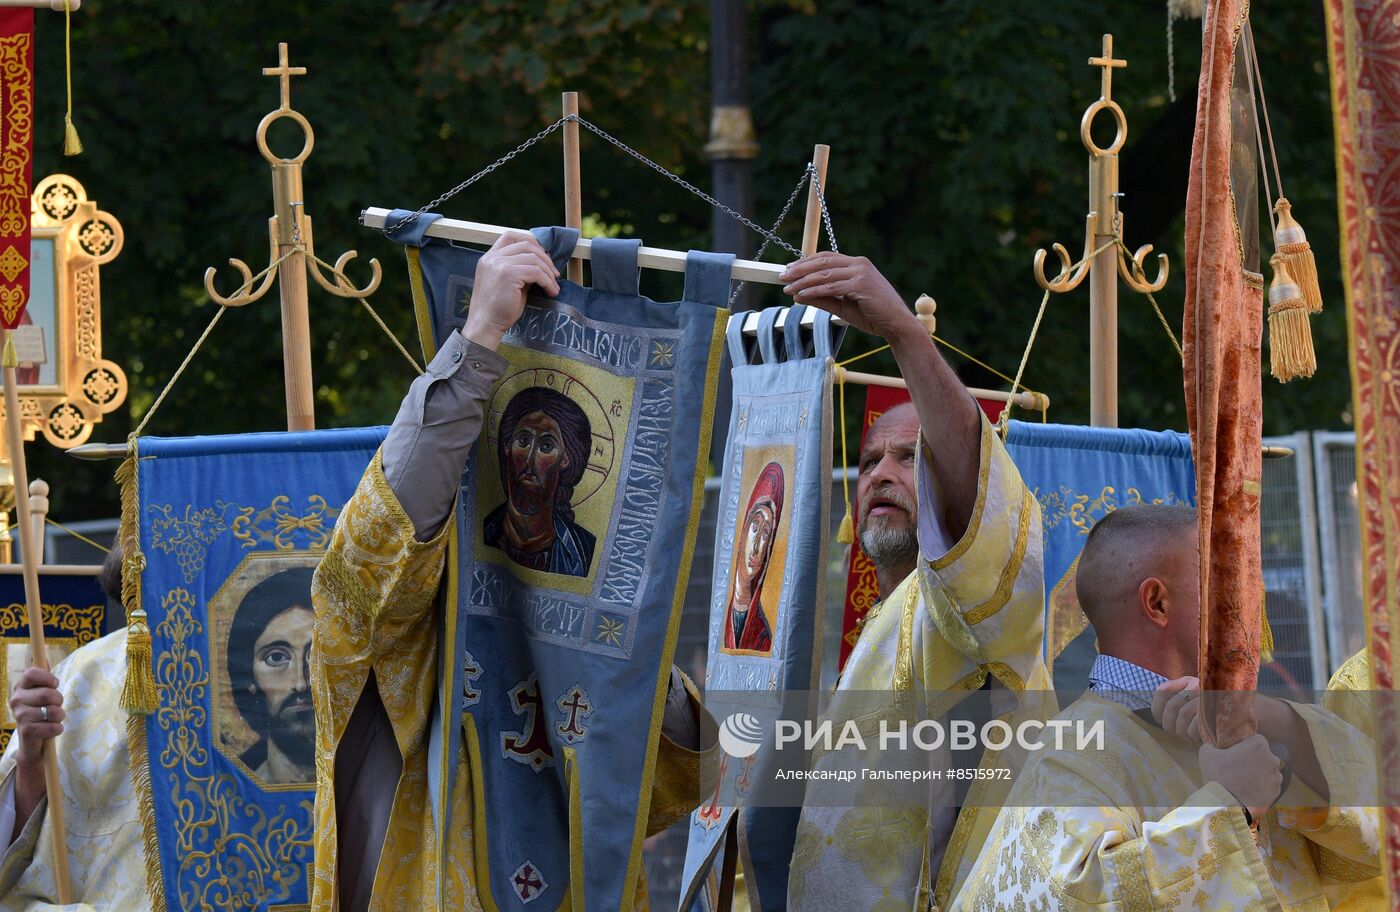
[
  {"xmin": 390, "ymin": 212, "xmax": 729, "ymax": 912},
  {"xmin": 0, "ymin": 570, "xmax": 111, "ymax": 753},
  {"xmin": 677, "ymin": 305, "xmax": 842, "ymax": 912},
  {"xmin": 134, "ymin": 428, "xmax": 384, "ymax": 911},
  {"xmin": 1003, "ymin": 420, "xmax": 1195, "ymax": 680}
]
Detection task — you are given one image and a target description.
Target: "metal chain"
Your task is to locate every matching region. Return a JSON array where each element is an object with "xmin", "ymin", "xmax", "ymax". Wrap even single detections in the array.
[
  {"xmin": 571, "ymin": 115, "xmax": 806, "ymax": 258},
  {"xmin": 383, "ymin": 116, "xmax": 576, "ymax": 235},
  {"xmin": 381, "ymin": 114, "xmax": 842, "ymax": 271},
  {"xmin": 809, "ymin": 165, "xmax": 839, "ymax": 253},
  {"xmin": 728, "ymin": 168, "xmax": 812, "ymax": 305}
]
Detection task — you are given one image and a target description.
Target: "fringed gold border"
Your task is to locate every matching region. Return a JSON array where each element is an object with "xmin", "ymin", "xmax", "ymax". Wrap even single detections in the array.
[
  {"xmin": 114, "ymin": 437, "xmax": 157, "ymax": 714},
  {"xmin": 125, "ymin": 661, "xmax": 166, "ymax": 912},
  {"xmin": 116, "ymin": 437, "xmax": 167, "ymax": 912}
]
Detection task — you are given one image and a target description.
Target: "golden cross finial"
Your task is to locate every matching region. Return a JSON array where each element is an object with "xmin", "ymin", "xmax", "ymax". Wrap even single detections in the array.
[
  {"xmin": 1088, "ymin": 34, "xmax": 1127, "ymax": 101},
  {"xmin": 263, "ymin": 42, "xmax": 306, "ymax": 112}
]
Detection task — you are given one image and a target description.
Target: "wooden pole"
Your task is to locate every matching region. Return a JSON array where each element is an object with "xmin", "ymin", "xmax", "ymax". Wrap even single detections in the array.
[
  {"xmin": 562, "ymin": 92, "xmax": 583, "ymax": 285},
  {"xmin": 799, "ymin": 144, "xmax": 831, "ymax": 257},
  {"xmin": 273, "ymin": 162, "xmax": 314, "ymax": 432},
  {"xmin": 0, "ymin": 334, "xmax": 72, "ymax": 903},
  {"xmin": 28, "ymin": 479, "xmax": 47, "ymax": 564},
  {"xmin": 1089, "ymin": 152, "xmax": 1118, "ymax": 428}
]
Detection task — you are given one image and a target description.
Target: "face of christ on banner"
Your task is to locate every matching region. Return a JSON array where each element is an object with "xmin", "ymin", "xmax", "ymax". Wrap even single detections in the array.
[
  {"xmin": 227, "ymin": 566, "xmax": 316, "ymax": 785},
  {"xmin": 484, "ymin": 386, "xmax": 598, "ymax": 577},
  {"xmin": 723, "ymin": 461, "xmax": 785, "ymax": 655}
]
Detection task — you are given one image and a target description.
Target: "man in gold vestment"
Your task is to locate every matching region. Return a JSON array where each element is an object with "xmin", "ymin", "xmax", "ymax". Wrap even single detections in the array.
[
  {"xmin": 951, "ymin": 505, "xmax": 1381, "ymax": 911},
  {"xmin": 310, "ymin": 231, "xmax": 715, "ymax": 911},
  {"xmin": 777, "ymin": 254, "xmax": 1052, "ymax": 910}
]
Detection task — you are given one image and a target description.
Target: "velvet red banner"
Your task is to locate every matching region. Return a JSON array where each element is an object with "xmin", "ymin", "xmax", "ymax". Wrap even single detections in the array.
[
  {"xmin": 836, "ymin": 385, "xmax": 1005, "ymax": 670},
  {"xmin": 0, "ymin": 8, "xmax": 32, "ymax": 331},
  {"xmin": 1325, "ymin": 0, "xmax": 1400, "ymax": 900}
]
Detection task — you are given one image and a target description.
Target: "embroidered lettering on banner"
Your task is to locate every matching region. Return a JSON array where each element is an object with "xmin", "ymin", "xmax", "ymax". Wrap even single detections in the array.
[{"xmin": 501, "ymin": 674, "xmax": 556, "ymax": 772}]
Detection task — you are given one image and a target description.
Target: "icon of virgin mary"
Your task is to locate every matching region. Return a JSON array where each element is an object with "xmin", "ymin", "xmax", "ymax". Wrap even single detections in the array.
[{"xmin": 722, "ymin": 461, "xmax": 785, "ymax": 653}]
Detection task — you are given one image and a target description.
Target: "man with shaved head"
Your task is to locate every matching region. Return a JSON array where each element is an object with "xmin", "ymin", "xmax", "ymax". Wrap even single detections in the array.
[
  {"xmin": 772, "ymin": 254, "xmax": 1052, "ymax": 910},
  {"xmin": 952, "ymin": 503, "xmax": 1382, "ymax": 910}
]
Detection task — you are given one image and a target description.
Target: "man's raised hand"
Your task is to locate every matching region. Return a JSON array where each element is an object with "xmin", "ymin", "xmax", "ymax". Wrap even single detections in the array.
[
  {"xmin": 462, "ymin": 230, "xmax": 562, "ymax": 351},
  {"xmin": 780, "ymin": 253, "xmax": 919, "ymax": 343}
]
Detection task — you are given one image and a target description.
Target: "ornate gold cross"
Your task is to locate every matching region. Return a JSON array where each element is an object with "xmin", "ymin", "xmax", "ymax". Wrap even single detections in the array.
[
  {"xmin": 1088, "ymin": 34, "xmax": 1127, "ymax": 102},
  {"xmin": 262, "ymin": 42, "xmax": 306, "ymax": 112}
]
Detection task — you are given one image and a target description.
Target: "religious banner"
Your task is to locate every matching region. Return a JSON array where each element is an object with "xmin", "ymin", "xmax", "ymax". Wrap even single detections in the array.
[
  {"xmin": 120, "ymin": 428, "xmax": 383, "ymax": 912},
  {"xmin": 393, "ymin": 215, "xmax": 728, "ymax": 911},
  {"xmin": 0, "ymin": 7, "xmax": 31, "ymax": 330},
  {"xmin": 1184, "ymin": 0, "xmax": 1265, "ymax": 747},
  {"xmin": 0, "ymin": 568, "xmax": 111, "ymax": 752},
  {"xmin": 1003, "ymin": 421, "xmax": 1196, "ymax": 684},
  {"xmin": 1325, "ymin": 0, "xmax": 1400, "ymax": 896},
  {"xmin": 678, "ymin": 305, "xmax": 841, "ymax": 912}
]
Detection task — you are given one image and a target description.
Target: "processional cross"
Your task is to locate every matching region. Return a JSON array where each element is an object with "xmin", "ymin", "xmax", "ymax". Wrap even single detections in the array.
[
  {"xmin": 1032, "ymin": 33, "xmax": 1169, "ymax": 427},
  {"xmin": 203, "ymin": 42, "xmax": 382, "ymax": 432}
]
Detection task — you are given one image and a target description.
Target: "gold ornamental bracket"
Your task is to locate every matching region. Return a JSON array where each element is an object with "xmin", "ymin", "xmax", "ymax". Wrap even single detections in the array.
[
  {"xmin": 203, "ymin": 42, "xmax": 382, "ymax": 432},
  {"xmin": 1032, "ymin": 34, "xmax": 1170, "ymax": 428},
  {"xmin": 0, "ymin": 175, "xmax": 127, "ymax": 453}
]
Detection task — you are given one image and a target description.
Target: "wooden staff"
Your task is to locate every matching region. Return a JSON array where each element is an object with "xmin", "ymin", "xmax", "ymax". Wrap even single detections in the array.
[
  {"xmin": 800, "ymin": 144, "xmax": 831, "ymax": 258},
  {"xmin": 1, "ymin": 333, "xmax": 72, "ymax": 902},
  {"xmin": 563, "ymin": 91, "xmax": 583, "ymax": 284}
]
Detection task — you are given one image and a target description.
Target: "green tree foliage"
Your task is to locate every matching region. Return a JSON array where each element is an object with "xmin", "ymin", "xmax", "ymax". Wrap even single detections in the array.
[{"xmin": 21, "ymin": 0, "xmax": 1345, "ymax": 524}]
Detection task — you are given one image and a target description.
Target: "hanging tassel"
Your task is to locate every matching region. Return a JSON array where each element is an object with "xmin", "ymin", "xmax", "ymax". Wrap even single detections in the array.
[
  {"xmin": 837, "ymin": 508, "xmax": 854, "ymax": 545},
  {"xmin": 61, "ymin": 0, "xmax": 82, "ymax": 157},
  {"xmin": 1267, "ymin": 254, "xmax": 1316, "ymax": 382},
  {"xmin": 63, "ymin": 117, "xmax": 82, "ymax": 157},
  {"xmin": 121, "ymin": 609, "xmax": 158, "ymax": 714},
  {"xmin": 115, "ymin": 446, "xmax": 157, "ymax": 714},
  {"xmin": 1273, "ymin": 199, "xmax": 1320, "ymax": 313}
]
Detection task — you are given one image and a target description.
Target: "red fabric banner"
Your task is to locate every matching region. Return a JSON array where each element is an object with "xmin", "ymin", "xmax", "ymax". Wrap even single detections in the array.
[
  {"xmin": 1325, "ymin": 0, "xmax": 1400, "ymax": 897},
  {"xmin": 1183, "ymin": 0, "xmax": 1264, "ymax": 747},
  {"xmin": 0, "ymin": 8, "xmax": 32, "ymax": 331},
  {"xmin": 836, "ymin": 385, "xmax": 1005, "ymax": 670}
]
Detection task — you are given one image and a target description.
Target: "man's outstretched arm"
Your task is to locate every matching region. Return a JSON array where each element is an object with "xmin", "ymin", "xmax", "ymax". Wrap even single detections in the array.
[
  {"xmin": 382, "ymin": 231, "xmax": 562, "ymax": 540},
  {"xmin": 781, "ymin": 254, "xmax": 982, "ymax": 540}
]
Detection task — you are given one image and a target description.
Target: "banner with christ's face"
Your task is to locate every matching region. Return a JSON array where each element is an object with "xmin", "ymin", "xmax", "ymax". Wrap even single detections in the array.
[
  {"xmin": 680, "ymin": 305, "xmax": 841, "ymax": 912},
  {"xmin": 396, "ymin": 216, "xmax": 728, "ymax": 912},
  {"xmin": 122, "ymin": 428, "xmax": 384, "ymax": 912}
]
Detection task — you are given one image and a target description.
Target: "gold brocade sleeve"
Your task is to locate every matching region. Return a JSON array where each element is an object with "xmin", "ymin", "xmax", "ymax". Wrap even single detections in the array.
[
  {"xmin": 646, "ymin": 671, "xmax": 719, "ymax": 837},
  {"xmin": 1274, "ymin": 702, "xmax": 1383, "ymax": 886},
  {"xmin": 951, "ymin": 759, "xmax": 1271, "ymax": 911},
  {"xmin": 917, "ymin": 416, "xmax": 1046, "ymax": 691},
  {"xmin": 310, "ymin": 450, "xmax": 452, "ymax": 911}
]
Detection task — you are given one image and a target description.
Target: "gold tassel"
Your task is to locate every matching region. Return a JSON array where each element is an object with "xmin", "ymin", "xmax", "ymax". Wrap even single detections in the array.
[
  {"xmin": 1273, "ymin": 199, "xmax": 1321, "ymax": 313},
  {"xmin": 1267, "ymin": 254, "xmax": 1316, "ymax": 382},
  {"xmin": 115, "ymin": 443, "xmax": 157, "ymax": 714},
  {"xmin": 122, "ymin": 610, "xmax": 158, "ymax": 714},
  {"xmin": 837, "ymin": 508, "xmax": 854, "ymax": 545},
  {"xmin": 63, "ymin": 117, "xmax": 83, "ymax": 157},
  {"xmin": 61, "ymin": 0, "xmax": 82, "ymax": 157}
]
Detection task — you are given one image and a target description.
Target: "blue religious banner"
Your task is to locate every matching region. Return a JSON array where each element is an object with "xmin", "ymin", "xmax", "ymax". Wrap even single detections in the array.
[
  {"xmin": 119, "ymin": 428, "xmax": 384, "ymax": 912},
  {"xmin": 679, "ymin": 305, "xmax": 841, "ymax": 912},
  {"xmin": 1003, "ymin": 421, "xmax": 1196, "ymax": 684},
  {"xmin": 0, "ymin": 567, "xmax": 112, "ymax": 753},
  {"xmin": 393, "ymin": 214, "xmax": 729, "ymax": 911}
]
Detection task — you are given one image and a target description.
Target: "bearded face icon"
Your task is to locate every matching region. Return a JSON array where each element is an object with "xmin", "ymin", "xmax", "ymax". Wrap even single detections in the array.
[{"xmin": 483, "ymin": 386, "xmax": 597, "ymax": 577}]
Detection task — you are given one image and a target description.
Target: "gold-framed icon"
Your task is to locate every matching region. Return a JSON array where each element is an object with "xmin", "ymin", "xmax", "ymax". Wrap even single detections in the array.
[{"xmin": 3, "ymin": 174, "xmax": 127, "ymax": 451}]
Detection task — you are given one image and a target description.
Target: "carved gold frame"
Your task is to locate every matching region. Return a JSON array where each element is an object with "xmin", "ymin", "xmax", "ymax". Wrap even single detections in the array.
[{"xmin": 4, "ymin": 174, "xmax": 128, "ymax": 450}]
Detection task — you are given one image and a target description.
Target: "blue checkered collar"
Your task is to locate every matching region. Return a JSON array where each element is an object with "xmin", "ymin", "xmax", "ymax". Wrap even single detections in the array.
[{"xmin": 1087, "ymin": 654, "xmax": 1169, "ymax": 712}]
